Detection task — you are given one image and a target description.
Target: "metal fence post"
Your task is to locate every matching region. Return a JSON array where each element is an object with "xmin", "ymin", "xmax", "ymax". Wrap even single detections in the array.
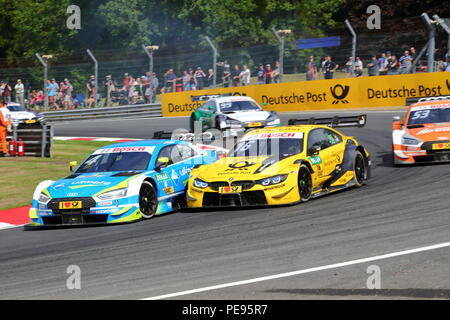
[
  {"xmin": 35, "ymin": 53, "xmax": 48, "ymax": 109},
  {"xmin": 433, "ymin": 15, "xmax": 450, "ymax": 60},
  {"xmin": 143, "ymin": 45, "xmax": 159, "ymax": 102},
  {"xmin": 86, "ymin": 49, "xmax": 99, "ymax": 108},
  {"xmin": 272, "ymin": 28, "xmax": 291, "ymax": 83},
  {"xmin": 345, "ymin": 20, "xmax": 357, "ymax": 76},
  {"xmin": 421, "ymin": 13, "xmax": 436, "ymax": 73},
  {"xmin": 205, "ymin": 36, "xmax": 218, "ymax": 88}
]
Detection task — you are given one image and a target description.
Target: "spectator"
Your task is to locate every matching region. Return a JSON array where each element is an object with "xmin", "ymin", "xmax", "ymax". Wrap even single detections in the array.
[
  {"xmin": 0, "ymin": 81, "xmax": 4, "ymax": 97},
  {"xmin": 150, "ymin": 72, "xmax": 159, "ymax": 102},
  {"xmin": 355, "ymin": 57, "xmax": 363, "ymax": 69},
  {"xmin": 206, "ymin": 69, "xmax": 214, "ymax": 87},
  {"xmin": 367, "ymin": 55, "xmax": 377, "ymax": 76},
  {"xmin": 3, "ymin": 81, "xmax": 11, "ymax": 103},
  {"xmin": 445, "ymin": 57, "xmax": 450, "ymax": 72},
  {"xmin": 399, "ymin": 50, "xmax": 413, "ymax": 74},
  {"xmin": 104, "ymin": 75, "xmax": 116, "ymax": 107},
  {"xmin": 272, "ymin": 61, "xmax": 281, "ymax": 83},
  {"xmin": 231, "ymin": 65, "xmax": 241, "ymax": 87},
  {"xmin": 378, "ymin": 53, "xmax": 388, "ymax": 75},
  {"xmin": 256, "ymin": 65, "xmax": 265, "ymax": 84},
  {"xmin": 323, "ymin": 56, "xmax": 338, "ymax": 79},
  {"xmin": 388, "ymin": 55, "xmax": 399, "ymax": 75},
  {"xmin": 46, "ymin": 80, "xmax": 57, "ymax": 109},
  {"xmin": 188, "ymin": 68, "xmax": 197, "ymax": 91},
  {"xmin": 344, "ymin": 56, "xmax": 353, "ymax": 77},
  {"xmin": 162, "ymin": 69, "xmax": 177, "ymax": 93},
  {"xmin": 264, "ymin": 64, "xmax": 273, "ymax": 84},
  {"xmin": 182, "ymin": 71, "xmax": 191, "ymax": 92},
  {"xmin": 14, "ymin": 79, "xmax": 25, "ymax": 105},
  {"xmin": 24, "ymin": 80, "xmax": 31, "ymax": 101},
  {"xmin": 86, "ymin": 75, "xmax": 96, "ymax": 108},
  {"xmin": 410, "ymin": 47, "xmax": 417, "ymax": 61},
  {"xmin": 194, "ymin": 67, "xmax": 206, "ymax": 90},
  {"xmin": 135, "ymin": 77, "xmax": 146, "ymax": 103},
  {"xmin": 123, "ymin": 73, "xmax": 131, "ymax": 92},
  {"xmin": 217, "ymin": 60, "xmax": 230, "ymax": 86},
  {"xmin": 306, "ymin": 56, "xmax": 318, "ymax": 80},
  {"xmin": 354, "ymin": 65, "xmax": 363, "ymax": 77},
  {"xmin": 240, "ymin": 65, "xmax": 251, "ymax": 86},
  {"xmin": 61, "ymin": 78, "xmax": 73, "ymax": 109}
]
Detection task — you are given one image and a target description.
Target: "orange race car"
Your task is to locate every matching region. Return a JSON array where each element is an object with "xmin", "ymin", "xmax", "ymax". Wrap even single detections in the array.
[{"xmin": 392, "ymin": 96, "xmax": 450, "ymax": 165}]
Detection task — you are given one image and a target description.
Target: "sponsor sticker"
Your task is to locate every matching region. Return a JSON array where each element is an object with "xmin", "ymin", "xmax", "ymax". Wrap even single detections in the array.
[
  {"xmin": 94, "ymin": 146, "xmax": 155, "ymax": 155},
  {"xmin": 163, "ymin": 187, "xmax": 175, "ymax": 194},
  {"xmin": 155, "ymin": 173, "xmax": 170, "ymax": 182},
  {"xmin": 308, "ymin": 156, "xmax": 322, "ymax": 165},
  {"xmin": 243, "ymin": 132, "xmax": 304, "ymax": 140}
]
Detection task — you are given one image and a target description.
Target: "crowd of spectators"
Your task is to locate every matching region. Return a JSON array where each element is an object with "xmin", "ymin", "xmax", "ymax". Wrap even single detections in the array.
[{"xmin": 1, "ymin": 48, "xmax": 449, "ymax": 110}]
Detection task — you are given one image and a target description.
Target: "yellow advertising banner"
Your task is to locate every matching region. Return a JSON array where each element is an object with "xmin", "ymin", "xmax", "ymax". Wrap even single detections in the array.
[{"xmin": 160, "ymin": 72, "xmax": 450, "ymax": 117}]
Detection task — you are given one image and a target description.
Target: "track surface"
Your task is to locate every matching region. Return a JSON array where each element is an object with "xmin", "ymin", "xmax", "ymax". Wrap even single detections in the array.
[{"xmin": 1, "ymin": 110, "xmax": 450, "ymax": 300}]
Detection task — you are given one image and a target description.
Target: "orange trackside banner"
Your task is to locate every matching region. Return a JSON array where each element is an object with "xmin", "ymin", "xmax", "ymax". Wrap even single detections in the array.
[{"xmin": 160, "ymin": 72, "xmax": 450, "ymax": 117}]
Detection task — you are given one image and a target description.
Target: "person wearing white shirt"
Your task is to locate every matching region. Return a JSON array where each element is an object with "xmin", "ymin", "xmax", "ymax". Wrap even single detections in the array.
[
  {"xmin": 14, "ymin": 79, "xmax": 25, "ymax": 105},
  {"xmin": 240, "ymin": 65, "xmax": 251, "ymax": 86}
]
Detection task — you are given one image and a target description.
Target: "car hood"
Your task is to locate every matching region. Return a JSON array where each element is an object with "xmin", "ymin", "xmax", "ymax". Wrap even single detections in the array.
[
  {"xmin": 195, "ymin": 156, "xmax": 293, "ymax": 180},
  {"xmin": 45, "ymin": 171, "xmax": 143, "ymax": 198},
  {"xmin": 224, "ymin": 110, "xmax": 271, "ymax": 122},
  {"xmin": 407, "ymin": 123, "xmax": 450, "ymax": 141},
  {"xmin": 11, "ymin": 111, "xmax": 39, "ymax": 120}
]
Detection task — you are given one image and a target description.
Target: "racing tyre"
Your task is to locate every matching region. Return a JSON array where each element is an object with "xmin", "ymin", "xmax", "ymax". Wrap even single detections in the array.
[
  {"xmin": 298, "ymin": 164, "xmax": 312, "ymax": 202},
  {"xmin": 139, "ymin": 181, "xmax": 158, "ymax": 219},
  {"xmin": 353, "ymin": 150, "xmax": 367, "ymax": 187}
]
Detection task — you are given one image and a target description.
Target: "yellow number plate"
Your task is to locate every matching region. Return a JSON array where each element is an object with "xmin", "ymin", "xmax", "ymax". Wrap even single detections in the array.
[
  {"xmin": 247, "ymin": 122, "xmax": 262, "ymax": 127},
  {"xmin": 432, "ymin": 143, "xmax": 450, "ymax": 150},
  {"xmin": 25, "ymin": 120, "xmax": 36, "ymax": 124},
  {"xmin": 219, "ymin": 186, "xmax": 242, "ymax": 194},
  {"xmin": 59, "ymin": 201, "xmax": 82, "ymax": 210}
]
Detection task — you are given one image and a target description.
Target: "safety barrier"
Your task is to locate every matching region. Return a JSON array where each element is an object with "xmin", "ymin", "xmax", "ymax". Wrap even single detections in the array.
[
  {"xmin": 42, "ymin": 103, "xmax": 162, "ymax": 123},
  {"xmin": 8, "ymin": 124, "xmax": 53, "ymax": 157}
]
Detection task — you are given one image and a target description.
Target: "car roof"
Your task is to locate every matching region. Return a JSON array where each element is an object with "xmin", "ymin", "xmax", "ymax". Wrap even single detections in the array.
[
  {"xmin": 246, "ymin": 125, "xmax": 333, "ymax": 135},
  {"xmin": 97, "ymin": 139, "xmax": 186, "ymax": 151},
  {"xmin": 213, "ymin": 95, "xmax": 257, "ymax": 104},
  {"xmin": 409, "ymin": 99, "xmax": 450, "ymax": 110}
]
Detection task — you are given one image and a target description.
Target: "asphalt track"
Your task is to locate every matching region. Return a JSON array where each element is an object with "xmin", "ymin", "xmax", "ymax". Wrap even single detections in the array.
[{"xmin": 1, "ymin": 109, "xmax": 450, "ymax": 300}]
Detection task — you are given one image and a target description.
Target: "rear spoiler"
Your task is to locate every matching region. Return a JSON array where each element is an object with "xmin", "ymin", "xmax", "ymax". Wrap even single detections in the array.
[
  {"xmin": 288, "ymin": 114, "xmax": 367, "ymax": 128},
  {"xmin": 152, "ymin": 131, "xmax": 213, "ymax": 141},
  {"xmin": 406, "ymin": 95, "xmax": 450, "ymax": 106},
  {"xmin": 190, "ymin": 93, "xmax": 233, "ymax": 102}
]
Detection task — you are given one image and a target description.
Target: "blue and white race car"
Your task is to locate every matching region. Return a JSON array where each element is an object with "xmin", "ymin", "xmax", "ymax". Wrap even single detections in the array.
[{"xmin": 28, "ymin": 139, "xmax": 219, "ymax": 227}]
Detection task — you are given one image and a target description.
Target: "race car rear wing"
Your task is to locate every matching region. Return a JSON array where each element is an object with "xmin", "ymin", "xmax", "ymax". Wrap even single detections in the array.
[
  {"xmin": 191, "ymin": 93, "xmax": 233, "ymax": 102},
  {"xmin": 406, "ymin": 95, "xmax": 450, "ymax": 106},
  {"xmin": 152, "ymin": 131, "xmax": 213, "ymax": 141},
  {"xmin": 288, "ymin": 114, "xmax": 367, "ymax": 128}
]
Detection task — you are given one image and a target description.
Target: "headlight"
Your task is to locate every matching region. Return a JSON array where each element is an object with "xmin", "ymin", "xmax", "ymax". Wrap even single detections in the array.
[
  {"xmin": 402, "ymin": 136, "xmax": 421, "ymax": 145},
  {"xmin": 38, "ymin": 192, "xmax": 51, "ymax": 203},
  {"xmin": 193, "ymin": 178, "xmax": 209, "ymax": 189},
  {"xmin": 257, "ymin": 174, "xmax": 288, "ymax": 186},
  {"xmin": 97, "ymin": 188, "xmax": 128, "ymax": 200}
]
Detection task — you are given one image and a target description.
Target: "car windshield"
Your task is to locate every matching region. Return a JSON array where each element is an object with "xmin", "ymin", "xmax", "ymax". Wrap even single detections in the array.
[
  {"xmin": 219, "ymin": 100, "xmax": 261, "ymax": 113},
  {"xmin": 7, "ymin": 105, "xmax": 28, "ymax": 112},
  {"xmin": 230, "ymin": 138, "xmax": 303, "ymax": 157},
  {"xmin": 76, "ymin": 152, "xmax": 151, "ymax": 173},
  {"xmin": 408, "ymin": 107, "xmax": 450, "ymax": 125}
]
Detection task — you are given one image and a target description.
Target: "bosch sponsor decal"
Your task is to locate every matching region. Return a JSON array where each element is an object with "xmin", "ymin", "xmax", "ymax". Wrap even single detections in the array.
[
  {"xmin": 416, "ymin": 127, "xmax": 450, "ymax": 135},
  {"xmin": 70, "ymin": 181, "xmax": 111, "ymax": 186},
  {"xmin": 94, "ymin": 146, "xmax": 155, "ymax": 154},
  {"xmin": 410, "ymin": 104, "xmax": 450, "ymax": 111},
  {"xmin": 243, "ymin": 132, "xmax": 304, "ymax": 140}
]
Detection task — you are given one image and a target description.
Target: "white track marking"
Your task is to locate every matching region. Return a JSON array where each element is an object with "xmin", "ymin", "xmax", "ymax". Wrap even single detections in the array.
[
  {"xmin": 142, "ymin": 241, "xmax": 450, "ymax": 300},
  {"xmin": 0, "ymin": 223, "xmax": 24, "ymax": 231}
]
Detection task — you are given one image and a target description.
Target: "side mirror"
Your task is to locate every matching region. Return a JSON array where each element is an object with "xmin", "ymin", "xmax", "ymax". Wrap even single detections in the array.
[
  {"xmin": 309, "ymin": 145, "xmax": 321, "ymax": 156},
  {"xmin": 69, "ymin": 161, "xmax": 78, "ymax": 172},
  {"xmin": 392, "ymin": 116, "xmax": 401, "ymax": 122},
  {"xmin": 392, "ymin": 116, "xmax": 403, "ymax": 130},
  {"xmin": 155, "ymin": 157, "xmax": 170, "ymax": 171},
  {"xmin": 207, "ymin": 106, "xmax": 214, "ymax": 111}
]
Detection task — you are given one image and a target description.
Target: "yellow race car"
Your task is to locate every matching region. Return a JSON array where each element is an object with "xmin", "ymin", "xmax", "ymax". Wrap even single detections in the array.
[{"xmin": 186, "ymin": 115, "xmax": 370, "ymax": 208}]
